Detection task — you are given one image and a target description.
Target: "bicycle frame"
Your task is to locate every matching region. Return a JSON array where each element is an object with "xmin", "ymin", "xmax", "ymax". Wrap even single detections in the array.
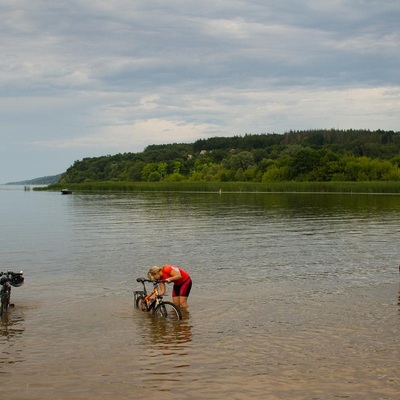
[
  {"xmin": 134, "ymin": 277, "xmax": 182, "ymax": 320},
  {"xmin": 0, "ymin": 270, "xmax": 24, "ymax": 317},
  {"xmin": 134, "ymin": 278, "xmax": 164, "ymax": 312}
]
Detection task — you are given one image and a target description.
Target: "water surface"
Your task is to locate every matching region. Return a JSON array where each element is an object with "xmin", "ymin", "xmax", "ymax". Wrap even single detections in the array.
[{"xmin": 1, "ymin": 187, "xmax": 399, "ymax": 399}]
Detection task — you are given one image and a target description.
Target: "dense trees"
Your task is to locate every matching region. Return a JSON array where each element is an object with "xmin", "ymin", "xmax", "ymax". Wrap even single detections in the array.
[{"xmin": 59, "ymin": 129, "xmax": 400, "ymax": 184}]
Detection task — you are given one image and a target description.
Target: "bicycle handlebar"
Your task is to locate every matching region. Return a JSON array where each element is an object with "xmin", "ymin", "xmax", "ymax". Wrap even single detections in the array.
[
  {"xmin": 136, "ymin": 277, "xmax": 169, "ymax": 284},
  {"xmin": 0, "ymin": 271, "xmax": 24, "ymax": 287},
  {"xmin": 0, "ymin": 270, "xmax": 23, "ymax": 276}
]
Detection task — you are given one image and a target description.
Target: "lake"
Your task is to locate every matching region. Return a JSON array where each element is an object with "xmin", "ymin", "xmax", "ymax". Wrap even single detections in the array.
[{"xmin": 0, "ymin": 186, "xmax": 399, "ymax": 399}]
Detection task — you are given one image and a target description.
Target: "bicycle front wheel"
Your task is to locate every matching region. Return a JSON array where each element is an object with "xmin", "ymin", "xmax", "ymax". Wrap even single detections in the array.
[{"xmin": 153, "ymin": 301, "xmax": 182, "ymax": 321}]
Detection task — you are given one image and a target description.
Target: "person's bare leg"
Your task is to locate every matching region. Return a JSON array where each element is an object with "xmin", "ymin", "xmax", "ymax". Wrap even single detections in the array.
[
  {"xmin": 173, "ymin": 296, "xmax": 180, "ymax": 307},
  {"xmin": 179, "ymin": 296, "xmax": 188, "ymax": 308}
]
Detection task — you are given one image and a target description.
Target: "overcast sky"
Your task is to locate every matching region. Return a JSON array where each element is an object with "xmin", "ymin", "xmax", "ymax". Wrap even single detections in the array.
[{"xmin": 1, "ymin": 0, "xmax": 399, "ymax": 183}]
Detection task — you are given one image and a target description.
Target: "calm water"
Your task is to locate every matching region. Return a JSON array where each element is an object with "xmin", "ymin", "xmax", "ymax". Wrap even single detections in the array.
[{"xmin": 0, "ymin": 186, "xmax": 399, "ymax": 399}]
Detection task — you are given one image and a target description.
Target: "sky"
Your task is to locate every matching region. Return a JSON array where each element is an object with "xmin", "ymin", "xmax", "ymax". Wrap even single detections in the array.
[{"xmin": 1, "ymin": 0, "xmax": 399, "ymax": 183}]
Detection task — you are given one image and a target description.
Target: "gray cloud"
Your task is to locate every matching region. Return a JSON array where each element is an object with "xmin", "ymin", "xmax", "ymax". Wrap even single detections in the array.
[{"xmin": 1, "ymin": 0, "xmax": 399, "ymax": 182}]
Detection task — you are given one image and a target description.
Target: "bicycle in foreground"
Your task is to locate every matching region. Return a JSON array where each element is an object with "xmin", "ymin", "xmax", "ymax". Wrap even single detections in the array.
[
  {"xmin": 134, "ymin": 278, "xmax": 182, "ymax": 321},
  {"xmin": 0, "ymin": 270, "xmax": 24, "ymax": 317}
]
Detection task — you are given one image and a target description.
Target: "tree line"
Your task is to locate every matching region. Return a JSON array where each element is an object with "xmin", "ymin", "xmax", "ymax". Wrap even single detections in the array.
[{"xmin": 59, "ymin": 129, "xmax": 400, "ymax": 184}]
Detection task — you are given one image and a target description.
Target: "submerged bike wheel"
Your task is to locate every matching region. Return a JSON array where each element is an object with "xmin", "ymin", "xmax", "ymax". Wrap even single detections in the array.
[
  {"xmin": 135, "ymin": 295, "xmax": 147, "ymax": 312},
  {"xmin": 153, "ymin": 301, "xmax": 182, "ymax": 321},
  {"xmin": 133, "ymin": 291, "xmax": 145, "ymax": 309}
]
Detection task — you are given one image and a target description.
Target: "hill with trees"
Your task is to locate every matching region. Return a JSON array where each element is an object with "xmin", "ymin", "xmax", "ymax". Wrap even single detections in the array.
[
  {"xmin": 6, "ymin": 174, "xmax": 62, "ymax": 185},
  {"xmin": 58, "ymin": 129, "xmax": 400, "ymax": 185}
]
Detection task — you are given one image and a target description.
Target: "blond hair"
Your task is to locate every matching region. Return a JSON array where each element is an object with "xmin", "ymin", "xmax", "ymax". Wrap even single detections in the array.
[{"xmin": 147, "ymin": 266, "xmax": 162, "ymax": 280}]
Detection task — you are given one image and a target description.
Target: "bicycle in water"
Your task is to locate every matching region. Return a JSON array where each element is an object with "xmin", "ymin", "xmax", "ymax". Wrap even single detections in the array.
[
  {"xmin": 0, "ymin": 270, "xmax": 24, "ymax": 317},
  {"xmin": 134, "ymin": 278, "xmax": 182, "ymax": 321}
]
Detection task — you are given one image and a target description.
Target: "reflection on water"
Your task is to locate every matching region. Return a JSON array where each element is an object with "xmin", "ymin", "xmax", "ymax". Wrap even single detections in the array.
[
  {"xmin": 141, "ymin": 313, "xmax": 192, "ymax": 350},
  {"xmin": 1, "ymin": 316, "xmax": 24, "ymax": 339},
  {"xmin": 0, "ymin": 309, "xmax": 25, "ymax": 374},
  {"xmin": 398, "ymin": 282, "xmax": 400, "ymax": 308},
  {"xmin": 138, "ymin": 311, "xmax": 193, "ymax": 354},
  {"xmin": 134, "ymin": 309, "xmax": 193, "ymax": 391}
]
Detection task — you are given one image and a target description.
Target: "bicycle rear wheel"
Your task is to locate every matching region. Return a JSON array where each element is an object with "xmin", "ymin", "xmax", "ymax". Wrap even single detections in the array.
[
  {"xmin": 135, "ymin": 295, "xmax": 148, "ymax": 311},
  {"xmin": 134, "ymin": 291, "xmax": 145, "ymax": 308},
  {"xmin": 153, "ymin": 301, "xmax": 182, "ymax": 321}
]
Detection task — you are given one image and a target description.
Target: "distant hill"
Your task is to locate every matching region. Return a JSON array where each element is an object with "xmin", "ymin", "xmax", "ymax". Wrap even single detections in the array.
[{"xmin": 6, "ymin": 174, "xmax": 62, "ymax": 185}]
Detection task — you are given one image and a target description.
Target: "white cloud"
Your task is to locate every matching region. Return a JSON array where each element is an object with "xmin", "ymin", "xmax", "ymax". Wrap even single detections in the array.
[
  {"xmin": 29, "ymin": 118, "xmax": 216, "ymax": 151},
  {"xmin": 1, "ymin": 0, "xmax": 400, "ymax": 182}
]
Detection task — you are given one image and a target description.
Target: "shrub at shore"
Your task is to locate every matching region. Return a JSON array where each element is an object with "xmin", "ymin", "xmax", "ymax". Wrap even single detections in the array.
[{"xmin": 37, "ymin": 181, "xmax": 400, "ymax": 194}]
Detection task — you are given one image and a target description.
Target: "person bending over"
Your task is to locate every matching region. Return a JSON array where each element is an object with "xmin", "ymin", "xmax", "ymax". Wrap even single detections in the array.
[{"xmin": 148, "ymin": 265, "xmax": 192, "ymax": 308}]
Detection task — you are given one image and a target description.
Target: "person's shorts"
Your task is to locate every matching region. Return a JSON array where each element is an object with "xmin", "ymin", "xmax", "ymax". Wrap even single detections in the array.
[{"xmin": 172, "ymin": 278, "xmax": 192, "ymax": 297}]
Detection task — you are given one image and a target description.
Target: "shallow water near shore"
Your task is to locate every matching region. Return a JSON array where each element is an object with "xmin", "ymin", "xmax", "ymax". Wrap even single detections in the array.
[{"xmin": 1, "ymin": 186, "xmax": 399, "ymax": 399}]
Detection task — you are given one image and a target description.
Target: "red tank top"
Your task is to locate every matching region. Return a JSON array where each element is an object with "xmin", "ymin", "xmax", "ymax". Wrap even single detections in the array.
[{"xmin": 161, "ymin": 265, "xmax": 190, "ymax": 285}]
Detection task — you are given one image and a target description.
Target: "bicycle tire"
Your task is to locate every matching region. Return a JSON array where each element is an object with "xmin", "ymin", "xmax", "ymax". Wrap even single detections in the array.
[
  {"xmin": 153, "ymin": 301, "xmax": 182, "ymax": 321},
  {"xmin": 133, "ymin": 291, "xmax": 145, "ymax": 308},
  {"xmin": 135, "ymin": 295, "xmax": 147, "ymax": 312}
]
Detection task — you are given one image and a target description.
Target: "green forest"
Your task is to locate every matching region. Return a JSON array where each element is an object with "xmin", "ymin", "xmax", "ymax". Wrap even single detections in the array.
[{"xmin": 58, "ymin": 129, "xmax": 400, "ymax": 185}]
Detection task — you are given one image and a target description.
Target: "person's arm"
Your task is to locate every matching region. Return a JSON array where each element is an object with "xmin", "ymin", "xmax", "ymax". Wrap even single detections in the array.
[{"xmin": 158, "ymin": 281, "xmax": 166, "ymax": 295}]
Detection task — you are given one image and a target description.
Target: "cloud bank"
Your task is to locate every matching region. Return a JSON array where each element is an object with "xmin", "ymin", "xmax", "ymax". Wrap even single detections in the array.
[{"xmin": 1, "ymin": 0, "xmax": 399, "ymax": 181}]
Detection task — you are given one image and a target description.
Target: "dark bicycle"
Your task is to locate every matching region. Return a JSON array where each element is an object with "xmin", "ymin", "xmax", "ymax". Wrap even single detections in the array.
[
  {"xmin": 0, "ymin": 270, "xmax": 24, "ymax": 317},
  {"xmin": 134, "ymin": 278, "xmax": 182, "ymax": 321}
]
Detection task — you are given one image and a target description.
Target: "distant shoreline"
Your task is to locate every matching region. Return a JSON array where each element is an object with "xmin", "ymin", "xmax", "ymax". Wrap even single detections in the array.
[
  {"xmin": 34, "ymin": 181, "xmax": 400, "ymax": 194},
  {"xmin": 4, "ymin": 173, "xmax": 62, "ymax": 186}
]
